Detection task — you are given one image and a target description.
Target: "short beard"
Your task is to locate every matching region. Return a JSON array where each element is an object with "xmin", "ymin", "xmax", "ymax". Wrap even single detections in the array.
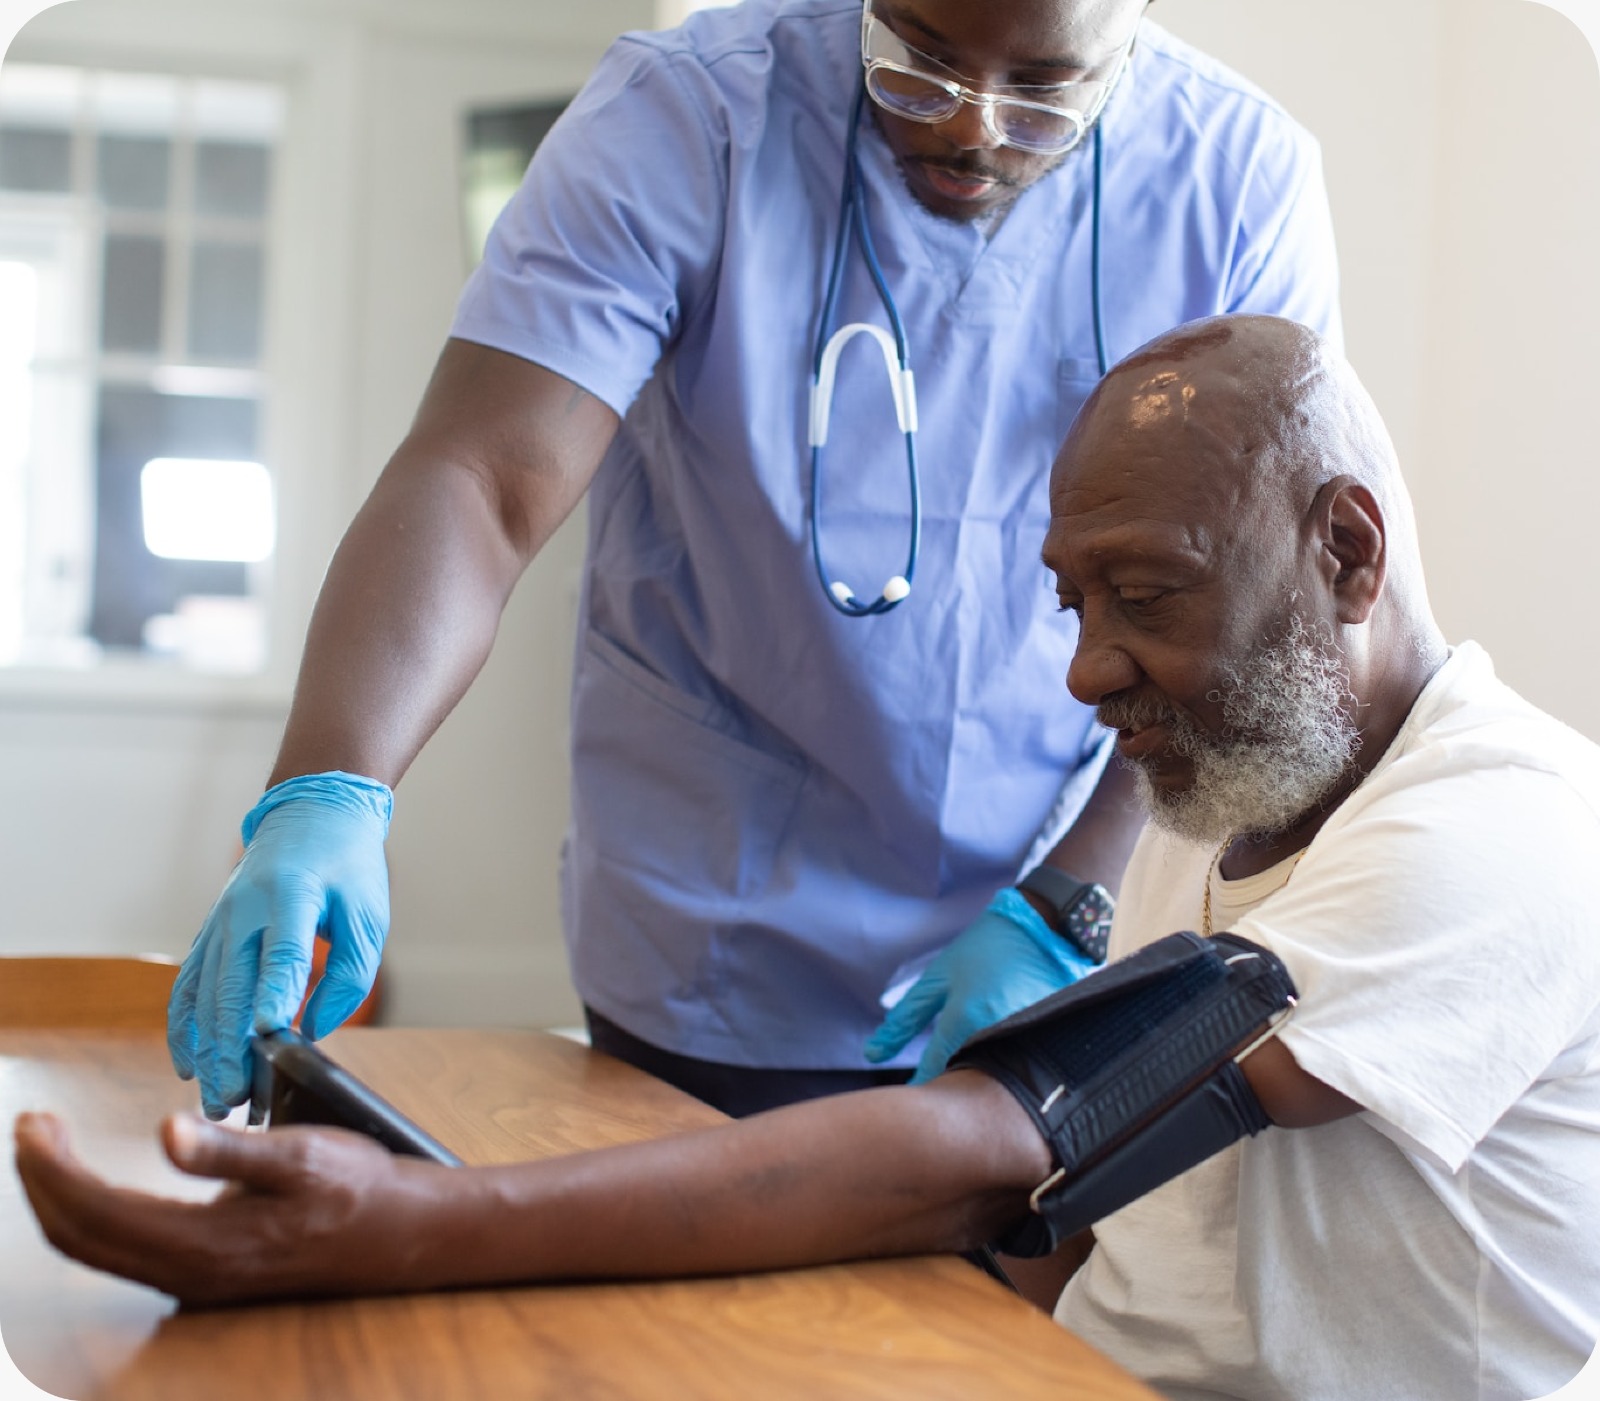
[
  {"xmin": 872, "ymin": 106, "xmax": 1063, "ymax": 226},
  {"xmin": 1099, "ymin": 614, "xmax": 1361, "ymax": 847}
]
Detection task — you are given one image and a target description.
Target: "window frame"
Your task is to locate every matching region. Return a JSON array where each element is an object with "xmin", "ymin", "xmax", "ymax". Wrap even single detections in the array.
[{"xmin": 0, "ymin": 12, "xmax": 359, "ymax": 715}]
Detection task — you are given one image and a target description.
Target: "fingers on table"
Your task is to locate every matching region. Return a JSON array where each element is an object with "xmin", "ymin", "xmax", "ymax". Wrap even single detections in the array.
[{"xmin": 14, "ymin": 1112, "xmax": 217, "ymax": 1298}]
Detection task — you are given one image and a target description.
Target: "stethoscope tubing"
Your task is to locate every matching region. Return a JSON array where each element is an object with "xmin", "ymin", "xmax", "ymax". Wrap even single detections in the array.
[
  {"xmin": 808, "ymin": 84, "xmax": 1108, "ymax": 619},
  {"xmin": 810, "ymin": 85, "xmax": 921, "ymax": 617}
]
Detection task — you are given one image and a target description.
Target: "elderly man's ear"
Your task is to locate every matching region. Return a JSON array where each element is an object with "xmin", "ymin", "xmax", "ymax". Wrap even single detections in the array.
[{"xmin": 1312, "ymin": 476, "xmax": 1386, "ymax": 625}]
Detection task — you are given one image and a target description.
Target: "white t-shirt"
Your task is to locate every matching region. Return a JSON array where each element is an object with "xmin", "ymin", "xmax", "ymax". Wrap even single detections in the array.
[{"xmin": 1057, "ymin": 643, "xmax": 1600, "ymax": 1401}]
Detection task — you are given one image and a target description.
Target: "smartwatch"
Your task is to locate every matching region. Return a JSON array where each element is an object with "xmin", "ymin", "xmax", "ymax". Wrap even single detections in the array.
[{"xmin": 1016, "ymin": 867, "xmax": 1115, "ymax": 964}]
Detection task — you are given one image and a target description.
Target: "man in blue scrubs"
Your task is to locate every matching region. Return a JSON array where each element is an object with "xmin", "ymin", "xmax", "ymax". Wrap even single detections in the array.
[{"xmin": 167, "ymin": 0, "xmax": 1342, "ymax": 1121}]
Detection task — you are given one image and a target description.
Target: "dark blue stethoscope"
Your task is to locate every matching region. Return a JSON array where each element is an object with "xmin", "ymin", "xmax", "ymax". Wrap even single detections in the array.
[{"xmin": 808, "ymin": 85, "xmax": 1110, "ymax": 617}]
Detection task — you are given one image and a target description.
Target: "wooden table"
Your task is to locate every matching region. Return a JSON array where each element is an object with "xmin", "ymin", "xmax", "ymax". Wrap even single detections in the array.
[{"xmin": 0, "ymin": 1027, "xmax": 1157, "ymax": 1400}]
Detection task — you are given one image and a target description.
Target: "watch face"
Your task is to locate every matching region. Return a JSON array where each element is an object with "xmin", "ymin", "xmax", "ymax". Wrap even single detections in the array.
[{"xmin": 1063, "ymin": 886, "xmax": 1115, "ymax": 963}]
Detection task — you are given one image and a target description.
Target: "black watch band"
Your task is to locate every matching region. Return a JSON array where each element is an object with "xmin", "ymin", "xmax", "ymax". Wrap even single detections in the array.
[{"xmin": 1016, "ymin": 867, "xmax": 1115, "ymax": 964}]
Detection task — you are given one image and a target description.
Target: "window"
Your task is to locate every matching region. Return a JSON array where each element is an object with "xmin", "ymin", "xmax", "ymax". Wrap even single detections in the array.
[
  {"xmin": 0, "ymin": 63, "xmax": 283, "ymax": 674},
  {"xmin": 461, "ymin": 99, "xmax": 567, "ymax": 268}
]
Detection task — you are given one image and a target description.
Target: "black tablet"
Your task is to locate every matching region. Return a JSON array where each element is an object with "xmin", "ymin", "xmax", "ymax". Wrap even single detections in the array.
[{"xmin": 251, "ymin": 1028, "xmax": 464, "ymax": 1166}]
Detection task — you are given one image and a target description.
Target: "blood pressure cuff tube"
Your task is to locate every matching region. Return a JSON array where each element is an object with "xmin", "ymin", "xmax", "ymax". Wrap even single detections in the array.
[{"xmin": 949, "ymin": 930, "xmax": 1298, "ymax": 1258}]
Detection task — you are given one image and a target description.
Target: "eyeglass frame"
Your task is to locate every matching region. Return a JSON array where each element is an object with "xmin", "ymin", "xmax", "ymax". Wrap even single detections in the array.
[{"xmin": 858, "ymin": 4, "xmax": 1140, "ymax": 157}]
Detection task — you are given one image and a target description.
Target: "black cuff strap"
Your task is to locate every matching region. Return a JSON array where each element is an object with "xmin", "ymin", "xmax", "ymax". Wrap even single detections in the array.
[{"xmin": 950, "ymin": 930, "xmax": 1297, "ymax": 1257}]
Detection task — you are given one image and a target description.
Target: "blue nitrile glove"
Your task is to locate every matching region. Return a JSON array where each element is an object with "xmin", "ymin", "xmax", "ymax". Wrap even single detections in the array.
[
  {"xmin": 167, "ymin": 771, "xmax": 393, "ymax": 1118},
  {"xmin": 864, "ymin": 887, "xmax": 1098, "ymax": 1083}
]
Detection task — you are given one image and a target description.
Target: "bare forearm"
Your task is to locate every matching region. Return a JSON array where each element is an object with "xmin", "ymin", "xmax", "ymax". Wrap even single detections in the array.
[
  {"xmin": 404, "ymin": 1075, "xmax": 1052, "ymax": 1293},
  {"xmin": 1030, "ymin": 757, "xmax": 1143, "ymax": 897},
  {"xmin": 268, "ymin": 458, "xmax": 524, "ymax": 787},
  {"xmin": 11, "ymin": 1075, "xmax": 1051, "ymax": 1306},
  {"xmin": 15, "ymin": 1043, "xmax": 1350, "ymax": 1308}
]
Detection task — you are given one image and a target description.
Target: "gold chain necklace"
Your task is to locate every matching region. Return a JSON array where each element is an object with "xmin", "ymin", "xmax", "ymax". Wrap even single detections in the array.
[{"xmin": 1201, "ymin": 842, "xmax": 1308, "ymax": 938}]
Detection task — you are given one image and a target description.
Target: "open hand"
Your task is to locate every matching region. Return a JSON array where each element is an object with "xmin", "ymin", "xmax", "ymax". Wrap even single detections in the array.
[{"xmin": 14, "ymin": 1111, "xmax": 452, "ymax": 1306}]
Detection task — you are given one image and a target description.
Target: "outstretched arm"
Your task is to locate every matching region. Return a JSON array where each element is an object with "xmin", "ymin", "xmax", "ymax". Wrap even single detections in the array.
[
  {"xmin": 14, "ymin": 1072, "xmax": 1052, "ymax": 1308},
  {"xmin": 167, "ymin": 340, "xmax": 620, "ymax": 1113},
  {"xmin": 24, "ymin": 1017, "xmax": 1356, "ymax": 1307}
]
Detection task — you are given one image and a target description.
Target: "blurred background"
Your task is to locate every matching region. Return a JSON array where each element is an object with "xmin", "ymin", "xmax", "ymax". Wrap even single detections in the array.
[{"xmin": 0, "ymin": 0, "xmax": 1595, "ymax": 1031}]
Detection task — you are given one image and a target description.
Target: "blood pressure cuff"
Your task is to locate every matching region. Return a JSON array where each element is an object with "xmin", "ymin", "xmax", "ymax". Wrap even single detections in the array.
[{"xmin": 949, "ymin": 930, "xmax": 1297, "ymax": 1258}]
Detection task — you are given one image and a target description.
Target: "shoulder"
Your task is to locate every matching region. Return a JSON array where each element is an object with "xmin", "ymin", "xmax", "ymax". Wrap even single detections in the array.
[
  {"xmin": 1127, "ymin": 22, "xmax": 1310, "ymax": 134},
  {"xmin": 1258, "ymin": 647, "xmax": 1600, "ymax": 992},
  {"xmin": 1356, "ymin": 642, "xmax": 1600, "ymax": 831},
  {"xmin": 583, "ymin": 0, "xmax": 859, "ymax": 128},
  {"xmin": 1110, "ymin": 22, "xmax": 1324, "ymax": 187},
  {"xmin": 521, "ymin": 0, "xmax": 857, "ymax": 223}
]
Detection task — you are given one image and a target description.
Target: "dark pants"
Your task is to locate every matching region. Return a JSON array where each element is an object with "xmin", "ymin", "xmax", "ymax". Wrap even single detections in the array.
[{"xmin": 583, "ymin": 1008, "xmax": 912, "ymax": 1118}]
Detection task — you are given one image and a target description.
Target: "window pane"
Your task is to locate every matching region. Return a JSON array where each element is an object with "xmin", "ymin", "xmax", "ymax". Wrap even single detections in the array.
[
  {"xmin": 89, "ymin": 385, "xmax": 256, "ymax": 651},
  {"xmin": 4, "ymin": 64, "xmax": 283, "ymax": 674},
  {"xmin": 195, "ymin": 140, "xmax": 269, "ymax": 219},
  {"xmin": 100, "ymin": 234, "xmax": 164, "ymax": 353},
  {"xmin": 463, "ymin": 101, "xmax": 567, "ymax": 265},
  {"xmin": 187, "ymin": 240, "xmax": 261, "ymax": 360},
  {"xmin": 0, "ymin": 126, "xmax": 71, "ymax": 192},
  {"xmin": 97, "ymin": 132, "xmax": 168, "ymax": 210},
  {"xmin": 141, "ymin": 457, "xmax": 273, "ymax": 562}
]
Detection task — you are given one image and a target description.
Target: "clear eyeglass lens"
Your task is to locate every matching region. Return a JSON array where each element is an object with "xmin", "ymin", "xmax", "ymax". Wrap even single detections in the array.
[
  {"xmin": 1001, "ymin": 103, "xmax": 1086, "ymax": 153},
  {"xmin": 867, "ymin": 68, "xmax": 960, "ymax": 121},
  {"xmin": 865, "ymin": 66, "xmax": 1092, "ymax": 154}
]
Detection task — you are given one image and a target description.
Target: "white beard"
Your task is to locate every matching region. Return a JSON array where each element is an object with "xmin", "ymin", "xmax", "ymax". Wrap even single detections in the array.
[{"xmin": 1100, "ymin": 614, "xmax": 1361, "ymax": 846}]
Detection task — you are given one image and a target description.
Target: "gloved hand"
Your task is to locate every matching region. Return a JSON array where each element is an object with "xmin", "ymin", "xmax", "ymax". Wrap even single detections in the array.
[
  {"xmin": 167, "ymin": 771, "xmax": 393, "ymax": 1118},
  {"xmin": 864, "ymin": 887, "xmax": 1098, "ymax": 1083}
]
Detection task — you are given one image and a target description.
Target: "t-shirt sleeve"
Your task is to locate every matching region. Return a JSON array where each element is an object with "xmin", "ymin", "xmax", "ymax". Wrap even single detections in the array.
[
  {"xmin": 1236, "ymin": 751, "xmax": 1600, "ymax": 1172},
  {"xmin": 450, "ymin": 34, "xmax": 729, "ymax": 416},
  {"xmin": 1221, "ymin": 126, "xmax": 1343, "ymax": 351}
]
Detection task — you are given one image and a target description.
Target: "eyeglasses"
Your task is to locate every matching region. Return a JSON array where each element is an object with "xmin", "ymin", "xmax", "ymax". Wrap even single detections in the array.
[{"xmin": 859, "ymin": 7, "xmax": 1136, "ymax": 157}]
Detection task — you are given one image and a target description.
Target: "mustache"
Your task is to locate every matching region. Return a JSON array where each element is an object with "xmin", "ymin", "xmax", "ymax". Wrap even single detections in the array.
[{"xmin": 1096, "ymin": 693, "xmax": 1176, "ymax": 732}]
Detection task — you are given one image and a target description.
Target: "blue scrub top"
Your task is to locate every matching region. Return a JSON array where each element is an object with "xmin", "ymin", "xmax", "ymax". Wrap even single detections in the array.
[{"xmin": 452, "ymin": 0, "xmax": 1342, "ymax": 1069}]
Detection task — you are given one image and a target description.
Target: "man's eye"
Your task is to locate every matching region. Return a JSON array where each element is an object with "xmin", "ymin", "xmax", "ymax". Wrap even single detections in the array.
[
  {"xmin": 1056, "ymin": 598, "xmax": 1084, "ymax": 618},
  {"xmin": 1119, "ymin": 589, "xmax": 1168, "ymax": 609}
]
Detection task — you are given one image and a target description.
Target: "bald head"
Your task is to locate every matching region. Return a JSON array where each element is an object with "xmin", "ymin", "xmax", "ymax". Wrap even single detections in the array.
[
  {"xmin": 1051, "ymin": 314, "xmax": 1435, "ymax": 648},
  {"xmin": 1043, "ymin": 315, "xmax": 1446, "ymax": 851},
  {"xmin": 1064, "ymin": 316, "xmax": 1402, "ymax": 534}
]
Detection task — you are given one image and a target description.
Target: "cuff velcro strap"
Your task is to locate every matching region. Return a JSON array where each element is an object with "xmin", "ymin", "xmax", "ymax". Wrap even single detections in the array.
[{"xmin": 949, "ymin": 930, "xmax": 1297, "ymax": 1257}]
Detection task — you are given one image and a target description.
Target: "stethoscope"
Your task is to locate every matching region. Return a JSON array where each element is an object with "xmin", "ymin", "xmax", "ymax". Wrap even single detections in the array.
[{"xmin": 808, "ymin": 84, "xmax": 1110, "ymax": 618}]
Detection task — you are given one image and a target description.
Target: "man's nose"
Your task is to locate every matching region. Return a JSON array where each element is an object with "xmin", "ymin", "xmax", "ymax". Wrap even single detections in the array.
[
  {"xmin": 1066, "ymin": 618, "xmax": 1140, "ymax": 706},
  {"xmin": 936, "ymin": 94, "xmax": 1004, "ymax": 151}
]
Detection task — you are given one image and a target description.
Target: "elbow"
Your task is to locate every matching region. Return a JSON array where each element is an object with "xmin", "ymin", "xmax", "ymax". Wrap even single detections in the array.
[{"xmin": 1241, "ymin": 1037, "xmax": 1361, "ymax": 1129}]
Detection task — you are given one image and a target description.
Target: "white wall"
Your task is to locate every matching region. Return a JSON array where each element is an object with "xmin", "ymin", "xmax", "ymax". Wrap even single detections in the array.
[
  {"xmin": 1, "ymin": 0, "xmax": 1597, "ymax": 1029},
  {"xmin": 1158, "ymin": 0, "xmax": 1600, "ymax": 737},
  {"xmin": 1417, "ymin": 0, "xmax": 1600, "ymax": 731}
]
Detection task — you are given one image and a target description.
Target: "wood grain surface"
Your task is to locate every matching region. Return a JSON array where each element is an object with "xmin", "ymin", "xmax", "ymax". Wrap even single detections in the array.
[
  {"xmin": 0, "ymin": 957, "xmax": 178, "ymax": 1031},
  {"xmin": 0, "ymin": 1027, "xmax": 1157, "ymax": 1401}
]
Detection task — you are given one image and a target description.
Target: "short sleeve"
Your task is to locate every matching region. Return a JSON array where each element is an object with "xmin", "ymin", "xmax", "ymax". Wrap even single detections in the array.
[
  {"xmin": 1238, "ymin": 753, "xmax": 1600, "ymax": 1172},
  {"xmin": 1223, "ymin": 129, "xmax": 1343, "ymax": 351},
  {"xmin": 450, "ymin": 34, "xmax": 730, "ymax": 416}
]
